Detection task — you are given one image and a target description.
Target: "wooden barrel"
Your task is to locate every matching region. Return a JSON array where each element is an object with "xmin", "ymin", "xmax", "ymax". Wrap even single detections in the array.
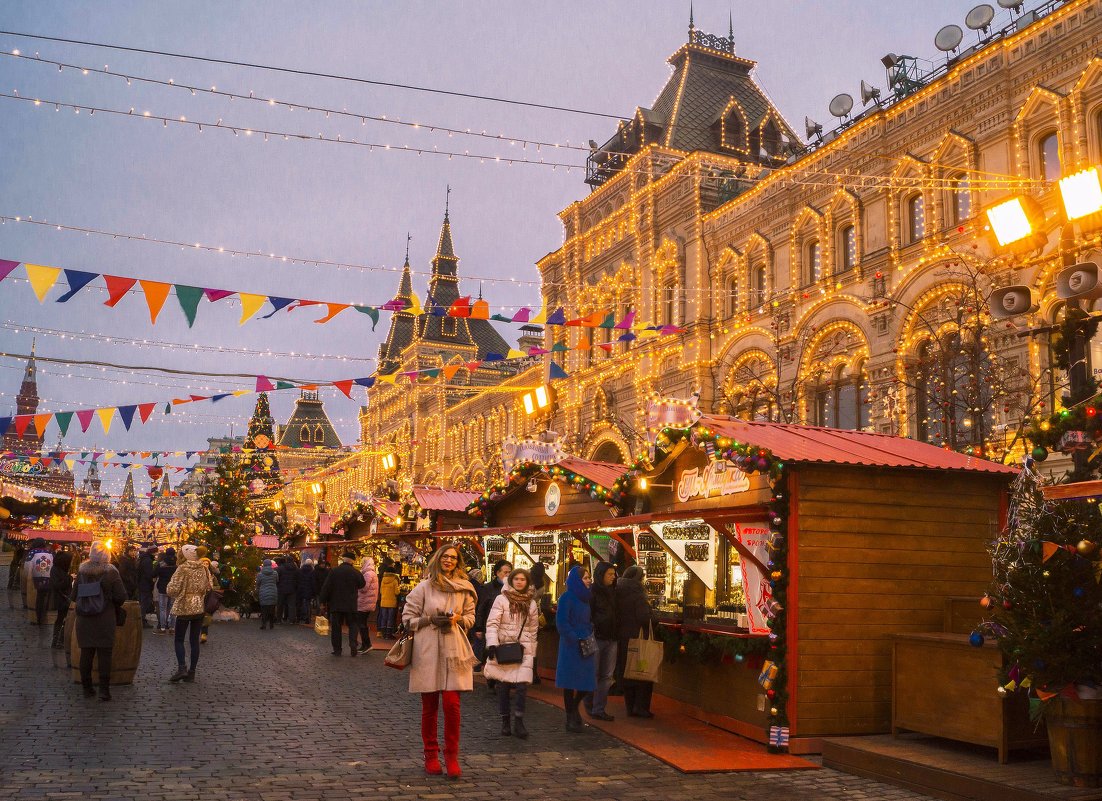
[
  {"xmin": 25, "ymin": 576, "xmax": 57, "ymax": 625},
  {"xmin": 67, "ymin": 600, "xmax": 143, "ymax": 685},
  {"xmin": 1047, "ymin": 697, "xmax": 1102, "ymax": 787}
]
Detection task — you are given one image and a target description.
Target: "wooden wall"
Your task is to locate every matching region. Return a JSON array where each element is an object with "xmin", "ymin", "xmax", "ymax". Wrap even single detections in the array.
[{"xmin": 792, "ymin": 464, "xmax": 1008, "ymax": 738}]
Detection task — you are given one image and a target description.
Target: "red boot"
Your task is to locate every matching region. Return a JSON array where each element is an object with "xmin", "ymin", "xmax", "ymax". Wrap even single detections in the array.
[
  {"xmin": 421, "ymin": 692, "xmax": 442, "ymax": 775},
  {"xmin": 442, "ymin": 690, "xmax": 462, "ymax": 779}
]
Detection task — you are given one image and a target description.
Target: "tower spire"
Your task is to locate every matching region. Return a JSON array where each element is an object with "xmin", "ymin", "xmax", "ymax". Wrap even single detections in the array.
[
  {"xmin": 405, "ymin": 232, "xmax": 411, "ymax": 265},
  {"xmin": 729, "ymin": 10, "xmax": 734, "ymax": 41},
  {"xmin": 689, "ymin": 1, "xmax": 695, "ymax": 37},
  {"xmin": 444, "ymin": 184, "xmax": 451, "ymax": 222}
]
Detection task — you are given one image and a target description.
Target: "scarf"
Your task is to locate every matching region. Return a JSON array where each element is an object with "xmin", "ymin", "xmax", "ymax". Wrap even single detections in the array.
[
  {"xmin": 501, "ymin": 585, "xmax": 533, "ymax": 617},
  {"xmin": 432, "ymin": 574, "xmax": 479, "ymax": 672}
]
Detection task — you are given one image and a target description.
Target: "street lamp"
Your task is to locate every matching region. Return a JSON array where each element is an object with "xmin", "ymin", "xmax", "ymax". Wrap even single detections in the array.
[
  {"xmin": 1059, "ymin": 167, "xmax": 1102, "ymax": 222},
  {"xmin": 522, "ymin": 385, "xmax": 552, "ymax": 416},
  {"xmin": 984, "ymin": 196, "xmax": 1045, "ymax": 249},
  {"xmin": 381, "ymin": 453, "xmax": 398, "ymax": 473}
]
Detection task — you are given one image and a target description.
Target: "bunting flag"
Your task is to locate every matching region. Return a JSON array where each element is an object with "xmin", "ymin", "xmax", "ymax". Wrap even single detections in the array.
[
  {"xmin": 97, "ymin": 407, "xmax": 115, "ymax": 434},
  {"xmin": 174, "ymin": 285, "xmax": 204, "ymax": 327},
  {"xmin": 76, "ymin": 409, "xmax": 95, "ymax": 433},
  {"xmin": 103, "ymin": 275, "xmax": 136, "ymax": 307},
  {"xmin": 354, "ymin": 305, "xmax": 380, "ymax": 329},
  {"xmin": 333, "ymin": 380, "xmax": 355, "ymax": 399},
  {"xmin": 13, "ymin": 416, "xmax": 31, "ymax": 437},
  {"xmin": 33, "ymin": 413, "xmax": 51, "ymax": 438},
  {"xmin": 54, "ymin": 411, "xmax": 73, "ymax": 437},
  {"xmin": 139, "ymin": 280, "xmax": 172, "ymax": 324},
  {"xmin": 0, "ymin": 259, "xmax": 19, "ymax": 283},
  {"xmin": 314, "ymin": 303, "xmax": 350, "ymax": 324},
  {"xmin": 117, "ymin": 405, "xmax": 137, "ymax": 431},
  {"xmin": 137, "ymin": 402, "xmax": 157, "ymax": 423},
  {"xmin": 238, "ymin": 293, "xmax": 267, "ymax": 324},
  {"xmin": 549, "ymin": 362, "xmax": 570, "ymax": 380},
  {"xmin": 57, "ymin": 269, "xmax": 98, "ymax": 303},
  {"xmin": 25, "ymin": 264, "xmax": 62, "ymax": 302},
  {"xmin": 256, "ymin": 376, "xmax": 275, "ymax": 392},
  {"xmin": 262, "ymin": 297, "xmax": 296, "ymax": 318},
  {"xmin": 205, "ymin": 288, "xmax": 234, "ymax": 302}
]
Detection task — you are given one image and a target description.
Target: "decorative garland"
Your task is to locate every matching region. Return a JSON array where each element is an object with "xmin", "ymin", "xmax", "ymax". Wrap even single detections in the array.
[
  {"xmin": 657, "ymin": 626, "xmax": 770, "ymax": 665},
  {"xmin": 332, "ymin": 502, "xmax": 376, "ymax": 536},
  {"xmin": 468, "ymin": 461, "xmax": 628, "ymax": 519}
]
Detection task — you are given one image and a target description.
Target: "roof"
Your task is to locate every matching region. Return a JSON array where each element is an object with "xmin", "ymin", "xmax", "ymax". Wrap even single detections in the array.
[
  {"xmin": 250, "ymin": 535, "xmax": 281, "ymax": 549},
  {"xmin": 413, "ymin": 486, "xmax": 479, "ymax": 512},
  {"xmin": 369, "ymin": 497, "xmax": 402, "ymax": 520},
  {"xmin": 377, "ymin": 261, "xmax": 418, "ymax": 374},
  {"xmin": 276, "ymin": 394, "xmax": 343, "ymax": 449},
  {"xmin": 557, "ymin": 455, "xmax": 629, "ymax": 489},
  {"xmin": 11, "ymin": 528, "xmax": 92, "ymax": 544},
  {"xmin": 696, "ymin": 416, "xmax": 1018, "ymax": 475}
]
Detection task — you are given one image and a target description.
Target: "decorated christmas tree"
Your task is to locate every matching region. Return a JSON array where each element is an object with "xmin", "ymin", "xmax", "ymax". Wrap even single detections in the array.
[
  {"xmin": 243, "ymin": 392, "xmax": 281, "ymax": 496},
  {"xmin": 984, "ymin": 464, "xmax": 1102, "ymax": 702},
  {"xmin": 193, "ymin": 454, "xmax": 262, "ymax": 610}
]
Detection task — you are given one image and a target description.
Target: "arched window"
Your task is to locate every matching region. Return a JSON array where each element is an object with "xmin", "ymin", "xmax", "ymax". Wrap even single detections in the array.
[
  {"xmin": 1039, "ymin": 131, "xmax": 1061, "ymax": 182},
  {"xmin": 811, "ymin": 365, "xmax": 869, "ymax": 430},
  {"xmin": 314, "ymin": 424, "xmax": 325, "ymax": 442},
  {"xmin": 724, "ymin": 107, "xmax": 746, "ymax": 151},
  {"xmin": 751, "ymin": 263, "xmax": 767, "ymax": 308},
  {"xmin": 952, "ymin": 174, "xmax": 972, "ymax": 223},
  {"xmin": 300, "ymin": 424, "xmax": 311, "ymax": 443},
  {"xmin": 761, "ymin": 119, "xmax": 781, "ymax": 157},
  {"xmin": 838, "ymin": 225, "xmax": 856, "ymax": 272},
  {"xmin": 906, "ymin": 193, "xmax": 925, "ymax": 242},
  {"xmin": 805, "ymin": 239, "xmax": 821, "ymax": 285},
  {"xmin": 724, "ymin": 276, "xmax": 739, "ymax": 317},
  {"xmin": 912, "ymin": 334, "xmax": 992, "ymax": 447},
  {"xmin": 662, "ymin": 283, "xmax": 677, "ymax": 326}
]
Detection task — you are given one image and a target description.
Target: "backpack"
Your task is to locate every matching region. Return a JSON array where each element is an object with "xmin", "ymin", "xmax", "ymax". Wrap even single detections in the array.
[{"xmin": 74, "ymin": 578, "xmax": 106, "ymax": 617}]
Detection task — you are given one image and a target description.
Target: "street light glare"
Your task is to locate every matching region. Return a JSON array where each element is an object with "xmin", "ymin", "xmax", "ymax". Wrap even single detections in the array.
[
  {"xmin": 986, "ymin": 198, "xmax": 1034, "ymax": 247},
  {"xmin": 1059, "ymin": 168, "xmax": 1102, "ymax": 221},
  {"xmin": 535, "ymin": 385, "xmax": 549, "ymax": 409},
  {"xmin": 522, "ymin": 393, "xmax": 535, "ymax": 415}
]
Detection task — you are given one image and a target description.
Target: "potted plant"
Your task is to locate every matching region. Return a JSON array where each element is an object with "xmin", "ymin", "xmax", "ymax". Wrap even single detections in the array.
[{"xmin": 981, "ymin": 465, "xmax": 1102, "ymax": 786}]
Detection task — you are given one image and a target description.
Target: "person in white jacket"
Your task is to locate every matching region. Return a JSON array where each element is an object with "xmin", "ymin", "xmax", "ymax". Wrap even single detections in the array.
[{"xmin": 484, "ymin": 567, "xmax": 539, "ymax": 739}]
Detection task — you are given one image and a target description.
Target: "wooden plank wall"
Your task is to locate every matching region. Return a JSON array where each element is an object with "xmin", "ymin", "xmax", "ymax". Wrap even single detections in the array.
[{"xmin": 793, "ymin": 465, "xmax": 1007, "ymax": 737}]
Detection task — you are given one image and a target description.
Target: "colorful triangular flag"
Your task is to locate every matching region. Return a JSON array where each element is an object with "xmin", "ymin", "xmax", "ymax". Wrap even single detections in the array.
[
  {"xmin": 103, "ymin": 275, "xmax": 137, "ymax": 307},
  {"xmin": 139, "ymin": 280, "xmax": 171, "ymax": 324},
  {"xmin": 56, "ymin": 269, "xmax": 98, "ymax": 303},
  {"xmin": 96, "ymin": 408, "xmax": 114, "ymax": 434},
  {"xmin": 174, "ymin": 285, "xmax": 204, "ymax": 327},
  {"xmin": 25, "ymin": 264, "xmax": 62, "ymax": 302},
  {"xmin": 238, "ymin": 293, "xmax": 267, "ymax": 324}
]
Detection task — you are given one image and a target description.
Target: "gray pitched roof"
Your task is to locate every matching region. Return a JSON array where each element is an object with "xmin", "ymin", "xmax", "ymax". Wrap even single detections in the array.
[
  {"xmin": 277, "ymin": 393, "xmax": 343, "ymax": 449},
  {"xmin": 377, "ymin": 260, "xmax": 418, "ymax": 374}
]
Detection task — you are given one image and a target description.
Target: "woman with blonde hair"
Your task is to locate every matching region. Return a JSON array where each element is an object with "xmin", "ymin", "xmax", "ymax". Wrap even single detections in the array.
[
  {"xmin": 401, "ymin": 543, "xmax": 478, "ymax": 780},
  {"xmin": 165, "ymin": 544, "xmax": 213, "ymax": 683}
]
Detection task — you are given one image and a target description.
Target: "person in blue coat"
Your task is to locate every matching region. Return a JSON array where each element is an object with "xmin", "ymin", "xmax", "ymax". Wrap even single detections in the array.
[
  {"xmin": 255, "ymin": 560, "xmax": 279, "ymax": 630},
  {"xmin": 555, "ymin": 565, "xmax": 596, "ymax": 733}
]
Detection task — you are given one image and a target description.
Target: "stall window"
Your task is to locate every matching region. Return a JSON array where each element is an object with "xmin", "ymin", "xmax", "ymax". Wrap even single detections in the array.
[
  {"xmin": 838, "ymin": 224, "xmax": 856, "ymax": 272},
  {"xmin": 805, "ymin": 239, "xmax": 821, "ymax": 285},
  {"xmin": 716, "ymin": 537, "xmax": 745, "ymax": 609},
  {"xmin": 1039, "ymin": 131, "xmax": 1061, "ymax": 182}
]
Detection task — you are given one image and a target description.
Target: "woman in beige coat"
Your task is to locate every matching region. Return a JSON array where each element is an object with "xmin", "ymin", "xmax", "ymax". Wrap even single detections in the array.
[{"xmin": 402, "ymin": 544, "xmax": 478, "ymax": 780}]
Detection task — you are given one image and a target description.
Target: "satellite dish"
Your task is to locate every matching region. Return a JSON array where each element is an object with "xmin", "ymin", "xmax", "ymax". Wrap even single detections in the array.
[
  {"xmin": 805, "ymin": 116, "xmax": 823, "ymax": 140},
  {"xmin": 934, "ymin": 24, "xmax": 964, "ymax": 52},
  {"xmin": 997, "ymin": 0, "xmax": 1024, "ymax": 13},
  {"xmin": 860, "ymin": 80, "xmax": 881, "ymax": 105},
  {"xmin": 965, "ymin": 3, "xmax": 996, "ymax": 31},
  {"xmin": 828, "ymin": 93, "xmax": 854, "ymax": 119}
]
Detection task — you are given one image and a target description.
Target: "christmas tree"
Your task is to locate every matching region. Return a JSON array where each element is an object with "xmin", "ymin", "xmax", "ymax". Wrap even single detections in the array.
[
  {"xmin": 984, "ymin": 464, "xmax": 1102, "ymax": 700},
  {"xmin": 193, "ymin": 454, "xmax": 262, "ymax": 610},
  {"xmin": 243, "ymin": 392, "xmax": 281, "ymax": 496}
]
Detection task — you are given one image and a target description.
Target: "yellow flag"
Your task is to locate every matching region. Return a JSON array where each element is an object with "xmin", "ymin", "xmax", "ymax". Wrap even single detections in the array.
[
  {"xmin": 25, "ymin": 264, "xmax": 62, "ymax": 302},
  {"xmin": 407, "ymin": 290, "xmax": 423, "ymax": 317},
  {"xmin": 232, "ymin": 390, "xmax": 251, "ymax": 397},
  {"xmin": 378, "ymin": 373, "xmax": 397, "ymax": 385},
  {"xmin": 506, "ymin": 349, "xmax": 526, "ymax": 360},
  {"xmin": 531, "ymin": 301, "xmax": 548, "ymax": 325},
  {"xmin": 97, "ymin": 407, "xmax": 115, "ymax": 434},
  {"xmin": 238, "ymin": 293, "xmax": 267, "ymax": 325}
]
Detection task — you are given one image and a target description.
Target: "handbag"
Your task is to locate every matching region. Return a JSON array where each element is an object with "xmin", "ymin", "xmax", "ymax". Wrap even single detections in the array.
[
  {"xmin": 493, "ymin": 605, "xmax": 528, "ymax": 665},
  {"xmin": 624, "ymin": 622, "xmax": 663, "ymax": 682},
  {"xmin": 314, "ymin": 615, "xmax": 330, "ymax": 636},
  {"xmin": 384, "ymin": 632, "xmax": 413, "ymax": 670},
  {"xmin": 579, "ymin": 633, "xmax": 598, "ymax": 659},
  {"xmin": 203, "ymin": 589, "xmax": 223, "ymax": 615}
]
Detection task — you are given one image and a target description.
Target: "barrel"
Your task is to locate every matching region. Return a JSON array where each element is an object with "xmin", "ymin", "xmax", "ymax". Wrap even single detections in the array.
[
  {"xmin": 25, "ymin": 575, "xmax": 57, "ymax": 625},
  {"xmin": 1046, "ymin": 697, "xmax": 1102, "ymax": 787},
  {"xmin": 67, "ymin": 600, "xmax": 143, "ymax": 685}
]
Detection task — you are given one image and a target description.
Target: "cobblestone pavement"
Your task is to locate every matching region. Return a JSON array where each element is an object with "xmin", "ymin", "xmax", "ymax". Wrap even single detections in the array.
[{"xmin": 0, "ymin": 580, "xmax": 939, "ymax": 801}]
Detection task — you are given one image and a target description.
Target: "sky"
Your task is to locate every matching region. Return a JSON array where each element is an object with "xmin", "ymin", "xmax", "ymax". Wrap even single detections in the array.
[{"xmin": 0, "ymin": 0, "xmax": 1003, "ymax": 497}]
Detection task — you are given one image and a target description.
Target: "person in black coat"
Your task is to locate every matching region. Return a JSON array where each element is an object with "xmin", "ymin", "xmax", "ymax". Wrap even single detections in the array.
[
  {"xmin": 137, "ymin": 548, "xmax": 155, "ymax": 627},
  {"xmin": 313, "ymin": 559, "xmax": 331, "ymax": 600},
  {"xmin": 275, "ymin": 557, "xmax": 298, "ymax": 624},
  {"xmin": 474, "ymin": 560, "xmax": 512, "ymax": 682},
  {"xmin": 297, "ymin": 559, "xmax": 316, "ymax": 622},
  {"xmin": 49, "ymin": 549, "xmax": 74, "ymax": 648},
  {"xmin": 318, "ymin": 551, "xmax": 367, "ymax": 656},
  {"xmin": 614, "ymin": 565, "xmax": 659, "ymax": 718},
  {"xmin": 154, "ymin": 548, "xmax": 177, "ymax": 633},
  {"xmin": 72, "ymin": 542, "xmax": 128, "ymax": 701},
  {"xmin": 585, "ymin": 561, "xmax": 618, "ymax": 720},
  {"xmin": 117, "ymin": 545, "xmax": 139, "ymax": 600}
]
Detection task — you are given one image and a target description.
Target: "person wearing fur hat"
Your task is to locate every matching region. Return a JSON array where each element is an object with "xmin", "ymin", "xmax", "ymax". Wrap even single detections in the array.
[
  {"xmin": 72, "ymin": 541, "xmax": 128, "ymax": 700},
  {"xmin": 355, "ymin": 556, "xmax": 379, "ymax": 653},
  {"xmin": 256, "ymin": 559, "xmax": 279, "ymax": 630},
  {"xmin": 318, "ymin": 551, "xmax": 366, "ymax": 656},
  {"xmin": 485, "ymin": 567, "xmax": 539, "ymax": 739},
  {"xmin": 402, "ymin": 543, "xmax": 478, "ymax": 780},
  {"xmin": 165, "ymin": 544, "xmax": 213, "ymax": 683}
]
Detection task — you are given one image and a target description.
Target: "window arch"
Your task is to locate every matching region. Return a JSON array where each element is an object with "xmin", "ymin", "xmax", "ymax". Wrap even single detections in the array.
[
  {"xmin": 662, "ymin": 282, "xmax": 677, "ymax": 326},
  {"xmin": 906, "ymin": 193, "xmax": 925, "ymax": 243},
  {"xmin": 300, "ymin": 424, "xmax": 311, "ymax": 443},
  {"xmin": 805, "ymin": 239, "xmax": 821, "ymax": 285},
  {"xmin": 761, "ymin": 117, "xmax": 782, "ymax": 157},
  {"xmin": 1039, "ymin": 130, "xmax": 1061, "ymax": 182},
  {"xmin": 314, "ymin": 424, "xmax": 325, "ymax": 443},
  {"xmin": 838, "ymin": 225, "xmax": 856, "ymax": 272},
  {"xmin": 724, "ymin": 276, "xmax": 739, "ymax": 317},
  {"xmin": 750, "ymin": 262, "xmax": 767, "ymax": 308},
  {"xmin": 910, "ymin": 333, "xmax": 993, "ymax": 447}
]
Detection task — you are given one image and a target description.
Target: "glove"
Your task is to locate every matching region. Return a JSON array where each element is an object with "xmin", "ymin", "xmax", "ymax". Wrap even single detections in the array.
[
  {"xmin": 486, "ymin": 646, "xmax": 498, "ymax": 661},
  {"xmin": 416, "ymin": 615, "xmax": 433, "ymax": 630},
  {"xmin": 430, "ymin": 613, "xmax": 453, "ymax": 627}
]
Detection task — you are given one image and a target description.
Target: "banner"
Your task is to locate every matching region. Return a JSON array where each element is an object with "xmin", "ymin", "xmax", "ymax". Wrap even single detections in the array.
[
  {"xmin": 726, "ymin": 519, "xmax": 774, "ymax": 635},
  {"xmin": 501, "ymin": 434, "xmax": 566, "ymax": 475},
  {"xmin": 645, "ymin": 392, "xmax": 702, "ymax": 433},
  {"xmin": 649, "ymin": 519, "xmax": 717, "ymax": 590}
]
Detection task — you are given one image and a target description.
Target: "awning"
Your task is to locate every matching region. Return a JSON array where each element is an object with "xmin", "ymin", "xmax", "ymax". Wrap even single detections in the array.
[
  {"xmin": 413, "ymin": 486, "xmax": 479, "ymax": 513},
  {"xmin": 8, "ymin": 528, "xmax": 92, "ymax": 544},
  {"xmin": 250, "ymin": 535, "xmax": 281, "ymax": 549}
]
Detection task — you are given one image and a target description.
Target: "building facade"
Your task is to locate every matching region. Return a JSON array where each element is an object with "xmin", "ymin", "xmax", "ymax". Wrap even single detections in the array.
[{"xmin": 359, "ymin": 0, "xmax": 1102, "ymax": 495}]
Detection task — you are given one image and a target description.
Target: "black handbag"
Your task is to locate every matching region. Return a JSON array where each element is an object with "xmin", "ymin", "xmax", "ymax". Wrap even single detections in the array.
[
  {"xmin": 579, "ymin": 633, "xmax": 598, "ymax": 658},
  {"xmin": 493, "ymin": 605, "xmax": 528, "ymax": 665}
]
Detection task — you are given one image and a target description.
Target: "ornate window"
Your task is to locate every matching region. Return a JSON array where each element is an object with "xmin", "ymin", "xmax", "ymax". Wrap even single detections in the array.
[
  {"xmin": 761, "ymin": 118, "xmax": 782, "ymax": 157},
  {"xmin": 300, "ymin": 424, "xmax": 311, "ymax": 443},
  {"xmin": 805, "ymin": 239, "xmax": 821, "ymax": 285},
  {"xmin": 912, "ymin": 334, "xmax": 993, "ymax": 447},
  {"xmin": 662, "ymin": 282, "xmax": 677, "ymax": 326},
  {"xmin": 1039, "ymin": 131, "xmax": 1061, "ymax": 182},
  {"xmin": 838, "ymin": 225, "xmax": 856, "ymax": 272},
  {"xmin": 750, "ymin": 262, "xmax": 767, "ymax": 308},
  {"xmin": 314, "ymin": 424, "xmax": 325, "ymax": 443},
  {"xmin": 811, "ymin": 364, "xmax": 869, "ymax": 430},
  {"xmin": 724, "ymin": 276, "xmax": 739, "ymax": 317},
  {"xmin": 951, "ymin": 174, "xmax": 972, "ymax": 223},
  {"xmin": 906, "ymin": 193, "xmax": 925, "ymax": 243}
]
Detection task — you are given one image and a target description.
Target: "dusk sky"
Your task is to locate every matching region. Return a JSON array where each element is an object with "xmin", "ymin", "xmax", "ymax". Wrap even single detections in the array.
[{"xmin": 1, "ymin": 0, "xmax": 989, "ymax": 496}]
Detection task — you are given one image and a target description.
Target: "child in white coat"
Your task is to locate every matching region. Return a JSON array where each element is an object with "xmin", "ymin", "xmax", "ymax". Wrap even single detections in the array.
[{"xmin": 484, "ymin": 568, "xmax": 539, "ymax": 739}]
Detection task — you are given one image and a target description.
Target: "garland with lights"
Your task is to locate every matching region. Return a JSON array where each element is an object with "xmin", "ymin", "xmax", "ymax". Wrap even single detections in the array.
[
  {"xmin": 331, "ymin": 502, "xmax": 376, "ymax": 537},
  {"xmin": 468, "ymin": 461, "xmax": 627, "ymax": 520},
  {"xmin": 657, "ymin": 626, "xmax": 770, "ymax": 665}
]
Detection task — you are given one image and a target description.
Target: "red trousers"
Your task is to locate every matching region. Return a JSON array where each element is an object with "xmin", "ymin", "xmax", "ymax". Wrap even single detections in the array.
[{"xmin": 421, "ymin": 691, "xmax": 461, "ymax": 756}]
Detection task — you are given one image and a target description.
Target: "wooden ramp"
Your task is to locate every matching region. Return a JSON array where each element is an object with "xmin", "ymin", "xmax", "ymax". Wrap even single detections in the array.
[{"xmin": 822, "ymin": 734, "xmax": 1102, "ymax": 801}]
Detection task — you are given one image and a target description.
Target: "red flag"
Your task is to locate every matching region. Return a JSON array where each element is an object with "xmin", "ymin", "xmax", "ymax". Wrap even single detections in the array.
[
  {"xmin": 137, "ymin": 402, "xmax": 156, "ymax": 423},
  {"xmin": 76, "ymin": 409, "xmax": 95, "ymax": 432},
  {"xmin": 448, "ymin": 296, "xmax": 472, "ymax": 317},
  {"xmin": 333, "ymin": 380, "xmax": 354, "ymax": 398},
  {"xmin": 103, "ymin": 275, "xmax": 137, "ymax": 307}
]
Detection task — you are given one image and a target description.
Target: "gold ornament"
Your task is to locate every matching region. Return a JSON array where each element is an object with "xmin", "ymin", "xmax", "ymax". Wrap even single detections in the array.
[{"xmin": 1077, "ymin": 539, "xmax": 1098, "ymax": 556}]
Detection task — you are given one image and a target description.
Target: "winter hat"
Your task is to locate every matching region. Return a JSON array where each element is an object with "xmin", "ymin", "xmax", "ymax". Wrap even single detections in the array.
[
  {"xmin": 623, "ymin": 565, "xmax": 644, "ymax": 582},
  {"xmin": 181, "ymin": 544, "xmax": 200, "ymax": 562},
  {"xmin": 89, "ymin": 541, "xmax": 110, "ymax": 564},
  {"xmin": 341, "ymin": 551, "xmax": 356, "ymax": 563},
  {"xmin": 263, "ymin": 559, "xmax": 273, "ymax": 568},
  {"xmin": 210, "ymin": 560, "xmax": 220, "ymax": 570},
  {"xmin": 196, "ymin": 545, "xmax": 209, "ymax": 560}
]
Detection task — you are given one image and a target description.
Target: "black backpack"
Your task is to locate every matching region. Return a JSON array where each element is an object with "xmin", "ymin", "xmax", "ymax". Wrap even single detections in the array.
[{"xmin": 74, "ymin": 578, "xmax": 106, "ymax": 617}]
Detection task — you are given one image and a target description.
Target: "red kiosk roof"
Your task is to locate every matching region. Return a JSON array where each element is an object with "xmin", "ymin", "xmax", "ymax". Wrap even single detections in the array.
[
  {"xmin": 557, "ymin": 455, "xmax": 629, "ymax": 489},
  {"xmin": 697, "ymin": 416, "xmax": 1018, "ymax": 475},
  {"xmin": 413, "ymin": 487, "xmax": 479, "ymax": 512}
]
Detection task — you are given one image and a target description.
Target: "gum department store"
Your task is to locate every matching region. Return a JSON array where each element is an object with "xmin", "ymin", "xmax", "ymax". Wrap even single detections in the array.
[{"xmin": 344, "ymin": 0, "xmax": 1102, "ymax": 503}]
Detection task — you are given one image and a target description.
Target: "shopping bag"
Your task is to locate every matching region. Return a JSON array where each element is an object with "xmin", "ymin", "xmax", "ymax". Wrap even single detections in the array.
[
  {"xmin": 384, "ymin": 633, "xmax": 413, "ymax": 670},
  {"xmin": 624, "ymin": 624, "xmax": 663, "ymax": 682},
  {"xmin": 314, "ymin": 615, "xmax": 330, "ymax": 636}
]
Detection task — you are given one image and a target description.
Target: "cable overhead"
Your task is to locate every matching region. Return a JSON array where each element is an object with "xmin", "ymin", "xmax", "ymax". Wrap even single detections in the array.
[
  {"xmin": 0, "ymin": 351, "xmax": 316, "ymax": 383},
  {"xmin": 0, "ymin": 30, "xmax": 628, "ymax": 120}
]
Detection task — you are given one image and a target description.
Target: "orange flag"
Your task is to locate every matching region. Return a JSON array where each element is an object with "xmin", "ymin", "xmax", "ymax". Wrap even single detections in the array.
[
  {"xmin": 33, "ymin": 413, "xmax": 52, "ymax": 438},
  {"xmin": 442, "ymin": 365, "xmax": 461, "ymax": 380},
  {"xmin": 1042, "ymin": 541, "xmax": 1060, "ymax": 562},
  {"xmin": 139, "ymin": 280, "xmax": 171, "ymax": 324},
  {"xmin": 314, "ymin": 303, "xmax": 350, "ymax": 324}
]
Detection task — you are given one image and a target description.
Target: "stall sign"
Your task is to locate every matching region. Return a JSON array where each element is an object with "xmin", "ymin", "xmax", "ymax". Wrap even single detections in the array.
[
  {"xmin": 676, "ymin": 461, "xmax": 749, "ymax": 503},
  {"xmin": 544, "ymin": 482, "xmax": 561, "ymax": 517},
  {"xmin": 502, "ymin": 434, "xmax": 566, "ymax": 475},
  {"xmin": 727, "ymin": 520, "xmax": 773, "ymax": 635},
  {"xmin": 415, "ymin": 513, "xmax": 431, "ymax": 532},
  {"xmin": 0, "ymin": 458, "xmax": 45, "ymax": 478},
  {"xmin": 319, "ymin": 514, "xmax": 334, "ymax": 535},
  {"xmin": 644, "ymin": 392, "xmax": 702, "ymax": 433},
  {"xmin": 649, "ymin": 519, "xmax": 717, "ymax": 590}
]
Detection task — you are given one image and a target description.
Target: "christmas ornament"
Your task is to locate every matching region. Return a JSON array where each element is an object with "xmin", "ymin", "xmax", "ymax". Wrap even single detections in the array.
[
  {"xmin": 1077, "ymin": 539, "xmax": 1098, "ymax": 556},
  {"xmin": 1031, "ymin": 445, "xmax": 1048, "ymax": 462},
  {"xmin": 969, "ymin": 631, "xmax": 985, "ymax": 647}
]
